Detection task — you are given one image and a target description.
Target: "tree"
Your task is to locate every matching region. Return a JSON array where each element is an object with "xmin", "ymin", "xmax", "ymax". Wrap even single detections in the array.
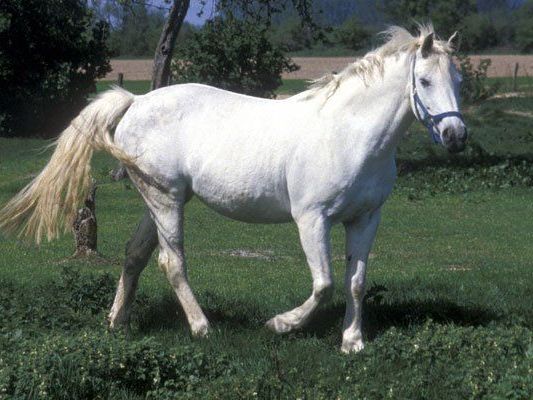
[
  {"xmin": 172, "ymin": 16, "xmax": 299, "ymax": 98},
  {"xmin": 108, "ymin": 3, "xmax": 167, "ymax": 57},
  {"xmin": 381, "ymin": 0, "xmax": 477, "ymax": 39},
  {"xmin": 334, "ymin": 16, "xmax": 371, "ymax": 51},
  {"xmin": 458, "ymin": 14, "xmax": 500, "ymax": 52},
  {"xmin": 152, "ymin": 0, "xmax": 317, "ymax": 90},
  {"xmin": 151, "ymin": 0, "xmax": 190, "ymax": 89},
  {"xmin": 514, "ymin": 0, "xmax": 533, "ymax": 53},
  {"xmin": 270, "ymin": 17, "xmax": 314, "ymax": 52},
  {"xmin": 0, "ymin": 0, "xmax": 111, "ymax": 137}
]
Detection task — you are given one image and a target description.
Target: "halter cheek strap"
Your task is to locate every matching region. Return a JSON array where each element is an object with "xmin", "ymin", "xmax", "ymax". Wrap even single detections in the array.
[{"xmin": 411, "ymin": 57, "xmax": 464, "ymax": 144}]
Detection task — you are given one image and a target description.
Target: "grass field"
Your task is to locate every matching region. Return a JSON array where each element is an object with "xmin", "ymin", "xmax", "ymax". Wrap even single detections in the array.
[
  {"xmin": 0, "ymin": 91, "xmax": 532, "ymax": 397},
  {"xmin": 95, "ymin": 79, "xmax": 311, "ymax": 96},
  {"xmin": 96, "ymin": 76, "xmax": 533, "ymax": 98}
]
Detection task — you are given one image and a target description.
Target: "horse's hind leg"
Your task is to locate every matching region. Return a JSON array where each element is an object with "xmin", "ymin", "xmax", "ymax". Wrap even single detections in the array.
[
  {"xmin": 266, "ymin": 212, "xmax": 333, "ymax": 333},
  {"xmin": 108, "ymin": 209, "xmax": 158, "ymax": 329},
  {"xmin": 134, "ymin": 179, "xmax": 210, "ymax": 337}
]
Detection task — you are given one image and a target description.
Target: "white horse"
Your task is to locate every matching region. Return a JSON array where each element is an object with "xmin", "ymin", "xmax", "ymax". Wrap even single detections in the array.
[{"xmin": 0, "ymin": 25, "xmax": 466, "ymax": 353}]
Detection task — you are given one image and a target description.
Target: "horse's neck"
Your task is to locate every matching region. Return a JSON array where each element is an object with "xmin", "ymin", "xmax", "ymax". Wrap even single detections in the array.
[{"xmin": 329, "ymin": 53, "xmax": 414, "ymax": 155}]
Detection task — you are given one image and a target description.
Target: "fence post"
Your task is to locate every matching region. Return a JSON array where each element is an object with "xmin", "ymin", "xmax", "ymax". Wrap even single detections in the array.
[
  {"xmin": 117, "ymin": 72, "xmax": 124, "ymax": 87},
  {"xmin": 513, "ymin": 63, "xmax": 519, "ymax": 92}
]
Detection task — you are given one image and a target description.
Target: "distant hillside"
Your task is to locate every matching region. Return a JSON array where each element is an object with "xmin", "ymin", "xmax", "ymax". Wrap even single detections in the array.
[{"xmin": 287, "ymin": 0, "xmax": 527, "ymax": 27}]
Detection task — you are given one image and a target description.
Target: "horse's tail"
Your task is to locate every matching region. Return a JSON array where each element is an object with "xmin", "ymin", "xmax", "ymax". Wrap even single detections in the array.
[{"xmin": 0, "ymin": 86, "xmax": 136, "ymax": 244}]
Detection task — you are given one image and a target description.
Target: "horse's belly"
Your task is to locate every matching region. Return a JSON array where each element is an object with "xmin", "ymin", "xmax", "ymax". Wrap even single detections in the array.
[{"xmin": 191, "ymin": 177, "xmax": 292, "ymax": 223}]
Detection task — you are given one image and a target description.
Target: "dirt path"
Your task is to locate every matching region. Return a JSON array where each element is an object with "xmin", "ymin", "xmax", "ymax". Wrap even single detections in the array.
[{"xmin": 102, "ymin": 55, "xmax": 533, "ymax": 82}]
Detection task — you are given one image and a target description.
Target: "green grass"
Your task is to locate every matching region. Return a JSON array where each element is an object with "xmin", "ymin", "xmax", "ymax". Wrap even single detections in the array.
[
  {"xmin": 96, "ymin": 79, "xmax": 310, "ymax": 96},
  {"xmin": 97, "ymin": 76, "xmax": 533, "ymax": 102},
  {"xmin": 1, "ymin": 96, "xmax": 532, "ymax": 398},
  {"xmin": 488, "ymin": 76, "xmax": 533, "ymax": 92},
  {"xmin": 96, "ymin": 80, "xmax": 151, "ymax": 95},
  {"xmin": 277, "ymin": 78, "xmax": 308, "ymax": 94}
]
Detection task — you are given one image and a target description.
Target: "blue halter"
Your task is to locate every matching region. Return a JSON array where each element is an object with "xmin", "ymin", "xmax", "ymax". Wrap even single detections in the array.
[{"xmin": 411, "ymin": 57, "xmax": 464, "ymax": 144}]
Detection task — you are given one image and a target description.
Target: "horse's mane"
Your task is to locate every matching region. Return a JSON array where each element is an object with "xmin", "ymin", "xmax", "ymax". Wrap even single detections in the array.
[{"xmin": 301, "ymin": 24, "xmax": 453, "ymax": 99}]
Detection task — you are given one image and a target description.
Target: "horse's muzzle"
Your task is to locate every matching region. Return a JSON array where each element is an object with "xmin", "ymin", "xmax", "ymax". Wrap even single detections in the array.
[{"xmin": 442, "ymin": 126, "xmax": 467, "ymax": 153}]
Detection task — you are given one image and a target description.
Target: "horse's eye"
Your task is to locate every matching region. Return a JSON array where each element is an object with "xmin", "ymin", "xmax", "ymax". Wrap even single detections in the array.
[{"xmin": 420, "ymin": 78, "xmax": 431, "ymax": 88}]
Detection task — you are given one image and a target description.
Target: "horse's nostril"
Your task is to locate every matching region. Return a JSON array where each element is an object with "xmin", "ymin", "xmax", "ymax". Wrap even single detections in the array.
[{"xmin": 442, "ymin": 128, "xmax": 451, "ymax": 140}]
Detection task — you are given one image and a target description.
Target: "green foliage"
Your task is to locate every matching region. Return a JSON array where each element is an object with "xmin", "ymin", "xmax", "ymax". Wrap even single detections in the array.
[
  {"xmin": 333, "ymin": 16, "xmax": 371, "ymax": 51},
  {"xmin": 1, "ymin": 268, "xmax": 531, "ymax": 399},
  {"xmin": 172, "ymin": 16, "xmax": 299, "ymax": 98},
  {"xmin": 107, "ymin": 4, "xmax": 166, "ymax": 58},
  {"xmin": 459, "ymin": 14, "xmax": 500, "ymax": 52},
  {"xmin": 398, "ymin": 158, "xmax": 533, "ymax": 198},
  {"xmin": 104, "ymin": 3, "xmax": 198, "ymax": 58},
  {"xmin": 1, "ymin": 332, "xmax": 229, "ymax": 399},
  {"xmin": 381, "ymin": 0, "xmax": 477, "ymax": 39},
  {"xmin": 269, "ymin": 17, "xmax": 314, "ymax": 52},
  {"xmin": 0, "ymin": 0, "xmax": 111, "ymax": 137},
  {"xmin": 456, "ymin": 54, "xmax": 498, "ymax": 104},
  {"xmin": 0, "ymin": 267, "xmax": 115, "ymax": 332},
  {"xmin": 514, "ymin": 1, "xmax": 533, "ymax": 53}
]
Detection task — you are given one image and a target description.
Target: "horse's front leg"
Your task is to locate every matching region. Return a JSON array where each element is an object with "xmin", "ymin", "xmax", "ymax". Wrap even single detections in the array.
[
  {"xmin": 341, "ymin": 209, "xmax": 381, "ymax": 353},
  {"xmin": 266, "ymin": 213, "xmax": 333, "ymax": 333}
]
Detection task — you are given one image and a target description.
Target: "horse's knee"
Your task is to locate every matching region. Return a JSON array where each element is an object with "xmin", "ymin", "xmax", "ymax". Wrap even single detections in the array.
[
  {"xmin": 158, "ymin": 250, "xmax": 186, "ymax": 283},
  {"xmin": 314, "ymin": 279, "xmax": 334, "ymax": 303},
  {"xmin": 345, "ymin": 271, "xmax": 366, "ymax": 299},
  {"xmin": 157, "ymin": 250, "xmax": 170, "ymax": 273}
]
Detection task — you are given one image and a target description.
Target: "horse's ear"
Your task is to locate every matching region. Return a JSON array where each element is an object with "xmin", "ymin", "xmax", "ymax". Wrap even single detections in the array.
[
  {"xmin": 448, "ymin": 31, "xmax": 459, "ymax": 51},
  {"xmin": 421, "ymin": 33, "xmax": 434, "ymax": 58}
]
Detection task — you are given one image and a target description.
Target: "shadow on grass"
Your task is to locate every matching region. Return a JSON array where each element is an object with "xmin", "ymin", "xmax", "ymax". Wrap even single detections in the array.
[
  {"xmin": 302, "ymin": 298, "xmax": 499, "ymax": 341},
  {"xmin": 134, "ymin": 291, "xmax": 269, "ymax": 334},
  {"xmin": 134, "ymin": 290, "xmax": 499, "ymax": 341}
]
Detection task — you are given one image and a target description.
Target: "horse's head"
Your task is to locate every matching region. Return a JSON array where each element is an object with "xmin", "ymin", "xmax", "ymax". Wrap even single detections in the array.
[{"xmin": 410, "ymin": 32, "xmax": 467, "ymax": 153}]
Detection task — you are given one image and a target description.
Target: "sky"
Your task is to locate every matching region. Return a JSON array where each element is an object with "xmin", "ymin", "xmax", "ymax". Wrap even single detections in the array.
[
  {"xmin": 148, "ymin": 0, "xmax": 215, "ymax": 25},
  {"xmin": 184, "ymin": 0, "xmax": 217, "ymax": 25}
]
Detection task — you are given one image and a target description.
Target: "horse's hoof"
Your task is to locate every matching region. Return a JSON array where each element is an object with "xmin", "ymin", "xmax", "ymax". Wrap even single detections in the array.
[
  {"xmin": 107, "ymin": 314, "xmax": 127, "ymax": 331},
  {"xmin": 340, "ymin": 340, "xmax": 365, "ymax": 354},
  {"xmin": 191, "ymin": 321, "xmax": 210, "ymax": 338},
  {"xmin": 265, "ymin": 316, "xmax": 294, "ymax": 334}
]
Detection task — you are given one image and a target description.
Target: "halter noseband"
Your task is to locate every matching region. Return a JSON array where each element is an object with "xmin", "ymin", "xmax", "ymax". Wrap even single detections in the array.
[{"xmin": 410, "ymin": 56, "xmax": 464, "ymax": 144}]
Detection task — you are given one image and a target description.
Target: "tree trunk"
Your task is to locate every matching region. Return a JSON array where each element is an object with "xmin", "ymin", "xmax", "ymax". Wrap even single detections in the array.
[
  {"xmin": 72, "ymin": 182, "xmax": 98, "ymax": 257},
  {"xmin": 151, "ymin": 0, "xmax": 190, "ymax": 90}
]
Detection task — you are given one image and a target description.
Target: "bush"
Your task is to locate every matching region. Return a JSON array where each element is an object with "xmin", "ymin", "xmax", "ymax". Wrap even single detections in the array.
[
  {"xmin": 172, "ymin": 16, "xmax": 299, "ymax": 98},
  {"xmin": 107, "ymin": 3, "xmax": 166, "ymax": 58},
  {"xmin": 1, "ymin": 333, "xmax": 229, "ymax": 399},
  {"xmin": 333, "ymin": 16, "xmax": 371, "ymax": 51},
  {"xmin": 0, "ymin": 0, "xmax": 111, "ymax": 137},
  {"xmin": 0, "ymin": 267, "xmax": 116, "ymax": 332},
  {"xmin": 381, "ymin": 0, "xmax": 477, "ymax": 40},
  {"xmin": 270, "ymin": 17, "xmax": 314, "ymax": 52},
  {"xmin": 397, "ymin": 158, "xmax": 533, "ymax": 197},
  {"xmin": 459, "ymin": 14, "xmax": 500, "ymax": 52},
  {"xmin": 456, "ymin": 54, "xmax": 498, "ymax": 104},
  {"xmin": 514, "ymin": 1, "xmax": 533, "ymax": 53}
]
